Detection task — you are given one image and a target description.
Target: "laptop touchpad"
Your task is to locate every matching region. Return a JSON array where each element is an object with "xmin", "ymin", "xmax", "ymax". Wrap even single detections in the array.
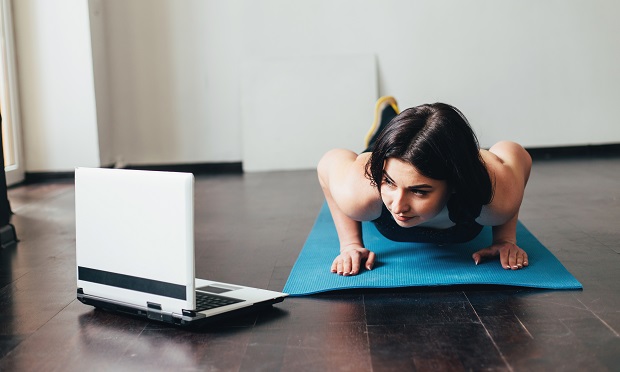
[{"xmin": 197, "ymin": 284, "xmax": 242, "ymax": 294}]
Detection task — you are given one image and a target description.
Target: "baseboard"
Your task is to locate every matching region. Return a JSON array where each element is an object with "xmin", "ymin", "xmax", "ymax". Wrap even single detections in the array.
[
  {"xmin": 526, "ymin": 143, "xmax": 620, "ymax": 160},
  {"xmin": 124, "ymin": 162, "xmax": 242, "ymax": 174},
  {"xmin": 22, "ymin": 171, "xmax": 76, "ymax": 185},
  {"xmin": 21, "ymin": 162, "xmax": 243, "ymax": 185}
]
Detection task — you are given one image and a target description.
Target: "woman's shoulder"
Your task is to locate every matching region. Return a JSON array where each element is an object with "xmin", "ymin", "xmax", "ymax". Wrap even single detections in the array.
[
  {"xmin": 477, "ymin": 142, "xmax": 532, "ymax": 225},
  {"xmin": 318, "ymin": 150, "xmax": 383, "ymax": 221},
  {"xmin": 482, "ymin": 141, "xmax": 532, "ymax": 185},
  {"xmin": 483, "ymin": 141, "xmax": 532, "ymax": 168}
]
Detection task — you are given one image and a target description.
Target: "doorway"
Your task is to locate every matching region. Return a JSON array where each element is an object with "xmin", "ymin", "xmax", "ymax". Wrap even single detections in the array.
[{"xmin": 0, "ymin": 0, "xmax": 23, "ymax": 186}]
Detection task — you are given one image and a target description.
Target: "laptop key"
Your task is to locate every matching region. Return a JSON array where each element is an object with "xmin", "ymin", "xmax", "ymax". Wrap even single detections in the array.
[{"xmin": 194, "ymin": 292, "xmax": 245, "ymax": 312}]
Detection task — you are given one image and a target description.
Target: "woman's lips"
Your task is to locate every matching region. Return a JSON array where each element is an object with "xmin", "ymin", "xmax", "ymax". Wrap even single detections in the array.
[{"xmin": 394, "ymin": 214, "xmax": 415, "ymax": 222}]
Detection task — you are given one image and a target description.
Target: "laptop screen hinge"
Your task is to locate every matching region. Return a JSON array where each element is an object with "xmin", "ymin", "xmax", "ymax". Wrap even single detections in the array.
[{"xmin": 146, "ymin": 302, "xmax": 173, "ymax": 322}]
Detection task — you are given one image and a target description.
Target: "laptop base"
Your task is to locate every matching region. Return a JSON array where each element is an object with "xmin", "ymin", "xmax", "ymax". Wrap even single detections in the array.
[{"xmin": 77, "ymin": 288, "xmax": 284, "ymax": 328}]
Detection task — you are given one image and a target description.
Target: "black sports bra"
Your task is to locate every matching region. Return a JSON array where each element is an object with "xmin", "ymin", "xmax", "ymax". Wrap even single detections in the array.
[{"xmin": 371, "ymin": 195, "xmax": 484, "ymax": 244}]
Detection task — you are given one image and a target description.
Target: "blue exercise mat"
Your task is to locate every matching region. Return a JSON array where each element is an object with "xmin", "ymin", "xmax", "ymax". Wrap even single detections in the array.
[{"xmin": 283, "ymin": 203, "xmax": 582, "ymax": 296}]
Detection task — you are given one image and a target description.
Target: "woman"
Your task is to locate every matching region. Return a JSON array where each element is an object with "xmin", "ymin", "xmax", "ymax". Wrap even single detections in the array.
[{"xmin": 318, "ymin": 97, "xmax": 532, "ymax": 276}]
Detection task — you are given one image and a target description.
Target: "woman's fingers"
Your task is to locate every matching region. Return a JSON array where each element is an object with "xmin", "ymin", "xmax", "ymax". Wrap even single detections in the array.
[
  {"xmin": 521, "ymin": 251, "xmax": 529, "ymax": 267},
  {"xmin": 350, "ymin": 251, "xmax": 361, "ymax": 275},
  {"xmin": 473, "ymin": 243, "xmax": 528, "ymax": 270},
  {"xmin": 366, "ymin": 251, "xmax": 376, "ymax": 270},
  {"xmin": 331, "ymin": 255, "xmax": 353, "ymax": 275},
  {"xmin": 499, "ymin": 246, "xmax": 512, "ymax": 269},
  {"xmin": 343, "ymin": 254, "xmax": 353, "ymax": 275},
  {"xmin": 513, "ymin": 249, "xmax": 529, "ymax": 269},
  {"xmin": 331, "ymin": 248, "xmax": 375, "ymax": 276},
  {"xmin": 499, "ymin": 244, "xmax": 528, "ymax": 270},
  {"xmin": 331, "ymin": 258, "xmax": 338, "ymax": 273}
]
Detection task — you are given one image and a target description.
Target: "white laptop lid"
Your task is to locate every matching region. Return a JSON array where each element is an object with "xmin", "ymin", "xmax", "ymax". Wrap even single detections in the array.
[{"xmin": 75, "ymin": 167, "xmax": 195, "ymax": 314}]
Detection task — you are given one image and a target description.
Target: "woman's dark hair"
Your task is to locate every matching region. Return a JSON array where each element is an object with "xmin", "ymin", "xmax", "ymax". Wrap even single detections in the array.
[{"xmin": 365, "ymin": 103, "xmax": 493, "ymax": 209}]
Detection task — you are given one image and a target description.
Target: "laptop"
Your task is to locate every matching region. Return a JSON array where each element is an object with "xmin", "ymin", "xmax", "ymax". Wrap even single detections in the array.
[{"xmin": 75, "ymin": 167, "xmax": 288, "ymax": 327}]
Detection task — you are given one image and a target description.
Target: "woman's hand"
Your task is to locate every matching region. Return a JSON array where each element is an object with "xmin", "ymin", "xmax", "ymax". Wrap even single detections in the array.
[
  {"xmin": 331, "ymin": 245, "xmax": 376, "ymax": 276},
  {"xmin": 472, "ymin": 241, "xmax": 529, "ymax": 270}
]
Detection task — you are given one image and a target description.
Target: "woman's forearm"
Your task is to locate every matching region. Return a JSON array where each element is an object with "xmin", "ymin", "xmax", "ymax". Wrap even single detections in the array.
[
  {"xmin": 318, "ymin": 150, "xmax": 366, "ymax": 250},
  {"xmin": 492, "ymin": 212, "xmax": 518, "ymax": 245},
  {"xmin": 325, "ymin": 191, "xmax": 365, "ymax": 251},
  {"xmin": 319, "ymin": 170, "xmax": 364, "ymax": 250}
]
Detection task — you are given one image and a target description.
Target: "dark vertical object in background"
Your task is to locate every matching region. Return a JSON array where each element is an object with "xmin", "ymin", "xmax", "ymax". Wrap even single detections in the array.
[{"xmin": 0, "ymin": 113, "xmax": 17, "ymax": 248}]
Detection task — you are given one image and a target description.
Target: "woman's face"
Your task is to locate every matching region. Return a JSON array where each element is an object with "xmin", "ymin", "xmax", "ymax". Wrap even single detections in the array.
[{"xmin": 380, "ymin": 158, "xmax": 451, "ymax": 227}]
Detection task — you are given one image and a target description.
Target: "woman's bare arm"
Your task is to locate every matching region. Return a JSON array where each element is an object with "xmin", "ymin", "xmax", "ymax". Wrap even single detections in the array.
[
  {"xmin": 473, "ymin": 141, "xmax": 532, "ymax": 269},
  {"xmin": 317, "ymin": 149, "xmax": 382, "ymax": 275}
]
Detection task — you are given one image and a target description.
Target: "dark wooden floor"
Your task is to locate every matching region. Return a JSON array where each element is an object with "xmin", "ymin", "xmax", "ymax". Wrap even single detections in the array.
[{"xmin": 1, "ymin": 156, "xmax": 619, "ymax": 371}]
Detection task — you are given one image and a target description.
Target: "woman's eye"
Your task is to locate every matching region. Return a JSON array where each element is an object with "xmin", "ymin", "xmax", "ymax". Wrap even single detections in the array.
[
  {"xmin": 382, "ymin": 177, "xmax": 394, "ymax": 186},
  {"xmin": 412, "ymin": 189, "xmax": 429, "ymax": 196}
]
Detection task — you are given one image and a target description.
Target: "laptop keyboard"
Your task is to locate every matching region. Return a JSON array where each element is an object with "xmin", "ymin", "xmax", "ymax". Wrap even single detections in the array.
[{"xmin": 195, "ymin": 292, "xmax": 245, "ymax": 312}]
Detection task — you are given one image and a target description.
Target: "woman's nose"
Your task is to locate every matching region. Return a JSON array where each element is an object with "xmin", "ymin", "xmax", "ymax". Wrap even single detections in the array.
[{"xmin": 391, "ymin": 190, "xmax": 410, "ymax": 214}]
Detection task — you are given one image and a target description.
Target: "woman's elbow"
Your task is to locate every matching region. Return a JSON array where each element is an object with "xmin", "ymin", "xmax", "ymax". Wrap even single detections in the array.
[{"xmin": 317, "ymin": 149, "xmax": 357, "ymax": 188}]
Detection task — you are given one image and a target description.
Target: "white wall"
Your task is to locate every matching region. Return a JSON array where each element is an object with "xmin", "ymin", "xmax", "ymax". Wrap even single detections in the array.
[
  {"xmin": 99, "ymin": 0, "xmax": 243, "ymax": 166},
  {"xmin": 99, "ymin": 0, "xmax": 620, "ymax": 168},
  {"xmin": 241, "ymin": 54, "xmax": 378, "ymax": 171},
  {"xmin": 12, "ymin": 0, "xmax": 620, "ymax": 172},
  {"xmin": 13, "ymin": 0, "xmax": 100, "ymax": 172}
]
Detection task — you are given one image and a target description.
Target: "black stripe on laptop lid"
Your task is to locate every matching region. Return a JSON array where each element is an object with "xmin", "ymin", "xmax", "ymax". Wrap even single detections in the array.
[{"xmin": 78, "ymin": 266, "xmax": 186, "ymax": 300}]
